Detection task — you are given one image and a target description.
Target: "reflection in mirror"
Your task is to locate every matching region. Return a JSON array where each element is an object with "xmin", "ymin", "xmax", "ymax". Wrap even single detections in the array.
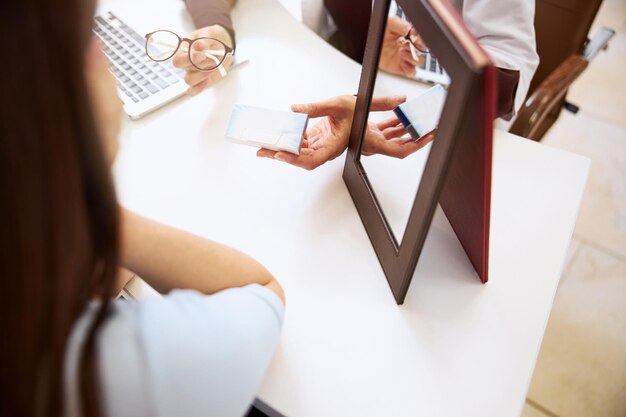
[{"xmin": 360, "ymin": 0, "xmax": 448, "ymax": 244}]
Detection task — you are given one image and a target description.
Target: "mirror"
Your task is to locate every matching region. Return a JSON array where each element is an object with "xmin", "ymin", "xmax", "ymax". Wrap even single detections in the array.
[
  {"xmin": 343, "ymin": 0, "xmax": 495, "ymax": 304},
  {"xmin": 359, "ymin": 0, "xmax": 448, "ymax": 244}
]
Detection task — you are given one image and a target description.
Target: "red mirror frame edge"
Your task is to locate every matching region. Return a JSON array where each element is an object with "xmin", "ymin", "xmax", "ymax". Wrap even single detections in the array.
[{"xmin": 342, "ymin": 0, "xmax": 496, "ymax": 304}]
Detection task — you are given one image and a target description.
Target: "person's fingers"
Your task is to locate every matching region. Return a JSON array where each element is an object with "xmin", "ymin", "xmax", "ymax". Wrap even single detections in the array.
[
  {"xmin": 257, "ymin": 148, "xmax": 315, "ymax": 159},
  {"xmin": 172, "ymin": 50, "xmax": 192, "ymax": 69},
  {"xmin": 397, "ymin": 42, "xmax": 413, "ymax": 55},
  {"xmin": 184, "ymin": 70, "xmax": 206, "ymax": 86},
  {"xmin": 257, "ymin": 148, "xmax": 277, "ymax": 158},
  {"xmin": 387, "ymin": 16, "xmax": 412, "ymax": 35},
  {"xmin": 377, "ymin": 139, "xmax": 423, "ymax": 159},
  {"xmin": 399, "ymin": 53, "xmax": 418, "ymax": 68},
  {"xmin": 377, "ymin": 116, "xmax": 402, "ymax": 130},
  {"xmin": 186, "ymin": 77, "xmax": 211, "ymax": 96},
  {"xmin": 299, "ymin": 148, "xmax": 316, "ymax": 156},
  {"xmin": 388, "ymin": 131, "xmax": 435, "ymax": 145},
  {"xmin": 273, "ymin": 150, "xmax": 303, "ymax": 164},
  {"xmin": 189, "ymin": 49, "xmax": 210, "ymax": 68},
  {"xmin": 221, "ymin": 53, "xmax": 234, "ymax": 71},
  {"xmin": 258, "ymin": 145, "xmax": 338, "ymax": 170},
  {"xmin": 382, "ymin": 131, "xmax": 435, "ymax": 158},
  {"xmin": 370, "ymin": 95, "xmax": 407, "ymax": 112},
  {"xmin": 302, "ymin": 120, "xmax": 321, "ymax": 144},
  {"xmin": 399, "ymin": 48, "xmax": 421, "ymax": 66},
  {"xmin": 291, "ymin": 101, "xmax": 334, "ymax": 118},
  {"xmin": 291, "ymin": 96, "xmax": 354, "ymax": 118},
  {"xmin": 189, "ymin": 47, "xmax": 225, "ymax": 70},
  {"xmin": 403, "ymin": 137, "xmax": 432, "ymax": 155},
  {"xmin": 307, "ymin": 131, "xmax": 323, "ymax": 147},
  {"xmin": 293, "ymin": 147, "xmax": 336, "ymax": 170},
  {"xmin": 175, "ymin": 48, "xmax": 232, "ymax": 72},
  {"xmin": 184, "ymin": 69, "xmax": 222, "ymax": 94},
  {"xmin": 303, "ymin": 125, "xmax": 319, "ymax": 144},
  {"xmin": 185, "ymin": 69, "xmax": 217, "ymax": 87},
  {"xmin": 258, "ymin": 148, "xmax": 326, "ymax": 171},
  {"xmin": 382, "ymin": 125, "xmax": 409, "ymax": 140},
  {"xmin": 401, "ymin": 61, "xmax": 417, "ymax": 78},
  {"xmin": 418, "ymin": 131, "xmax": 436, "ymax": 146}
]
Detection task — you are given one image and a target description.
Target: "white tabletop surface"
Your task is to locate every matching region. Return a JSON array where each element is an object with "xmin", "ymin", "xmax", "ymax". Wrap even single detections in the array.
[{"xmin": 108, "ymin": 0, "xmax": 591, "ymax": 416}]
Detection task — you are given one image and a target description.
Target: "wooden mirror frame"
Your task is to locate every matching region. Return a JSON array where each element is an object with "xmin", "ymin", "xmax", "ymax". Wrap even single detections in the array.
[{"xmin": 342, "ymin": 0, "xmax": 495, "ymax": 304}]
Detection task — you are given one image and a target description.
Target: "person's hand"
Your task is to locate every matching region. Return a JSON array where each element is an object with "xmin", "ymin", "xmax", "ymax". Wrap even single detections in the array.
[
  {"xmin": 379, "ymin": 16, "xmax": 424, "ymax": 77},
  {"xmin": 172, "ymin": 25, "xmax": 234, "ymax": 96},
  {"xmin": 362, "ymin": 116, "xmax": 435, "ymax": 159},
  {"xmin": 256, "ymin": 95, "xmax": 407, "ymax": 170}
]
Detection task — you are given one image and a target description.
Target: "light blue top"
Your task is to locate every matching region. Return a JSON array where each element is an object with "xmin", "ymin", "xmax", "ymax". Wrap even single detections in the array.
[{"xmin": 64, "ymin": 284, "xmax": 284, "ymax": 417}]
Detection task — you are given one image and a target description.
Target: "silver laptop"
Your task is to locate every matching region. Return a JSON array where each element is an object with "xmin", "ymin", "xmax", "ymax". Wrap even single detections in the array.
[
  {"xmin": 391, "ymin": 2, "xmax": 450, "ymax": 86},
  {"xmin": 93, "ymin": 12, "xmax": 188, "ymax": 119}
]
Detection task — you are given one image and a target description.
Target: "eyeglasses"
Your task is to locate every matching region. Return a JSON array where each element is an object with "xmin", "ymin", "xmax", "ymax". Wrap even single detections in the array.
[
  {"xmin": 402, "ymin": 26, "xmax": 430, "ymax": 61},
  {"xmin": 144, "ymin": 30, "xmax": 234, "ymax": 76}
]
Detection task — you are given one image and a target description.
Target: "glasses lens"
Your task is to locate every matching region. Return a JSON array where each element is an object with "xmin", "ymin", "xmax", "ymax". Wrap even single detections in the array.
[
  {"xmin": 406, "ymin": 27, "xmax": 429, "ymax": 55},
  {"xmin": 411, "ymin": 39, "xmax": 429, "ymax": 54},
  {"xmin": 189, "ymin": 38, "xmax": 227, "ymax": 71},
  {"xmin": 146, "ymin": 31, "xmax": 179, "ymax": 61}
]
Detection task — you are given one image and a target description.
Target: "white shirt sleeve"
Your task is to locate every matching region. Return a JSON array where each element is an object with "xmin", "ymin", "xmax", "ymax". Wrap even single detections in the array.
[
  {"xmin": 63, "ymin": 285, "xmax": 283, "ymax": 417},
  {"xmin": 461, "ymin": 0, "xmax": 540, "ymax": 114},
  {"xmin": 132, "ymin": 284, "xmax": 284, "ymax": 417}
]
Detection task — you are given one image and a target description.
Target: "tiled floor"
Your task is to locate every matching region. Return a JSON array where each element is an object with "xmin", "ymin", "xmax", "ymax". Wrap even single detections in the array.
[
  {"xmin": 526, "ymin": 244, "xmax": 626, "ymax": 416},
  {"xmin": 522, "ymin": 0, "xmax": 626, "ymax": 416}
]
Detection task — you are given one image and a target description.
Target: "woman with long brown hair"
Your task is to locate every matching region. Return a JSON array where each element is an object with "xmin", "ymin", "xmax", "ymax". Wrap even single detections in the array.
[{"xmin": 0, "ymin": 0, "xmax": 285, "ymax": 416}]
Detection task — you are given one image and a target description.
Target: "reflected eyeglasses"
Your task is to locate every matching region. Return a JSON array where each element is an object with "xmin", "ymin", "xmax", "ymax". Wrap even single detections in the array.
[
  {"xmin": 402, "ymin": 26, "xmax": 430, "ymax": 61},
  {"xmin": 144, "ymin": 30, "xmax": 234, "ymax": 76}
]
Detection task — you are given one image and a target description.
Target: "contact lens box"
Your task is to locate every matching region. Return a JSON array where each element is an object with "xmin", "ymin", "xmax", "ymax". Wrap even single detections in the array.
[
  {"xmin": 225, "ymin": 104, "xmax": 309, "ymax": 155},
  {"xmin": 394, "ymin": 83, "xmax": 447, "ymax": 140}
]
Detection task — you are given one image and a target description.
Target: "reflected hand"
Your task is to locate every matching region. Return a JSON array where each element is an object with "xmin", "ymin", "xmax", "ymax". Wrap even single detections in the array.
[
  {"xmin": 256, "ymin": 95, "xmax": 407, "ymax": 170},
  {"xmin": 380, "ymin": 16, "xmax": 423, "ymax": 77},
  {"xmin": 172, "ymin": 25, "xmax": 234, "ymax": 96},
  {"xmin": 363, "ymin": 116, "xmax": 435, "ymax": 159}
]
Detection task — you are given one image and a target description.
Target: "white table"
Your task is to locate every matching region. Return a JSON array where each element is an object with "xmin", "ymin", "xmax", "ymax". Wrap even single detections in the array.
[{"xmin": 110, "ymin": 0, "xmax": 590, "ymax": 416}]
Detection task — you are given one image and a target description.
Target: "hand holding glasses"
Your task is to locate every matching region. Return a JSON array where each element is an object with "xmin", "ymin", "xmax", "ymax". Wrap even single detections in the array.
[
  {"xmin": 144, "ymin": 29, "xmax": 233, "ymax": 77},
  {"xmin": 401, "ymin": 26, "xmax": 430, "ymax": 62}
]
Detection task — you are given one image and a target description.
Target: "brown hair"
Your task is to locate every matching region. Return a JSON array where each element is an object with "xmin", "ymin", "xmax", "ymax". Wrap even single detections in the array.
[{"xmin": 0, "ymin": 0, "xmax": 119, "ymax": 416}]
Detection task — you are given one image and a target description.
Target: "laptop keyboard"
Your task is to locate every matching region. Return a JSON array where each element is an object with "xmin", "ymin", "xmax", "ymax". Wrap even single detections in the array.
[
  {"xmin": 93, "ymin": 12, "xmax": 185, "ymax": 104},
  {"xmin": 422, "ymin": 54, "xmax": 444, "ymax": 74}
]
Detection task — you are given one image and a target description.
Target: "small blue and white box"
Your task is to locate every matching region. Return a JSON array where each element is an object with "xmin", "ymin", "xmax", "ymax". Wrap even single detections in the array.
[
  {"xmin": 225, "ymin": 104, "xmax": 309, "ymax": 155},
  {"xmin": 394, "ymin": 84, "xmax": 447, "ymax": 140}
]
